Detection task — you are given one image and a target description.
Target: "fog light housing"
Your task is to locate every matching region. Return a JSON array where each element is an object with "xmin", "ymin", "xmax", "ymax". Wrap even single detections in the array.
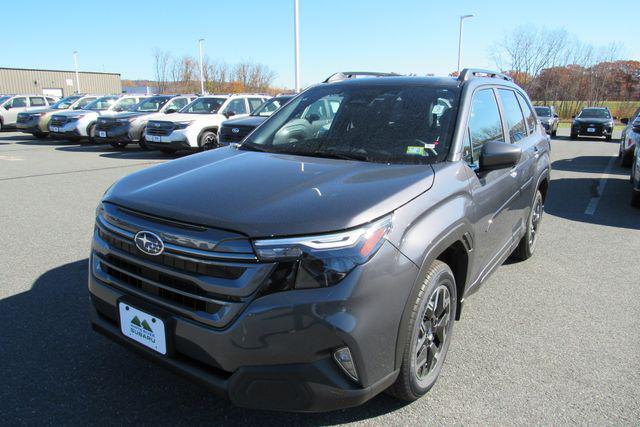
[{"xmin": 333, "ymin": 347, "xmax": 359, "ymax": 383}]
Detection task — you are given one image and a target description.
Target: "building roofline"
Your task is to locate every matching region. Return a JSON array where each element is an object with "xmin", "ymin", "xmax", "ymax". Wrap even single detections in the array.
[{"xmin": 0, "ymin": 67, "xmax": 120, "ymax": 77}]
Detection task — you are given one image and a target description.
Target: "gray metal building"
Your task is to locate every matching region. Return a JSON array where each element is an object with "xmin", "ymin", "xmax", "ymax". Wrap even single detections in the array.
[{"xmin": 0, "ymin": 67, "xmax": 121, "ymax": 97}]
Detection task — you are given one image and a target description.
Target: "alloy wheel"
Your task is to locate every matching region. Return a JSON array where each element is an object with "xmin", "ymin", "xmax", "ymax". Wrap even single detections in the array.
[
  {"xmin": 414, "ymin": 285, "xmax": 451, "ymax": 380},
  {"xmin": 529, "ymin": 196, "xmax": 543, "ymax": 248}
]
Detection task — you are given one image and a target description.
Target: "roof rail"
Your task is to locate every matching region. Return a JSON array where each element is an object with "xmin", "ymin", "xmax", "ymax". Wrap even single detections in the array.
[
  {"xmin": 458, "ymin": 68, "xmax": 512, "ymax": 82},
  {"xmin": 323, "ymin": 71, "xmax": 400, "ymax": 83}
]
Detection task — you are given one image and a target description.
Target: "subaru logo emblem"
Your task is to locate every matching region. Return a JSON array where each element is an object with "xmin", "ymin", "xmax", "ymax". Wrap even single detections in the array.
[
  {"xmin": 231, "ymin": 128, "xmax": 240, "ymax": 134},
  {"xmin": 154, "ymin": 123, "xmax": 161, "ymax": 127},
  {"xmin": 134, "ymin": 231, "xmax": 164, "ymax": 256}
]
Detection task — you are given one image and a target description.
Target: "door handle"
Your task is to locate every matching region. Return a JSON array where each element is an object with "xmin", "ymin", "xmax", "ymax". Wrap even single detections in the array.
[{"xmin": 533, "ymin": 146, "xmax": 540, "ymax": 159}]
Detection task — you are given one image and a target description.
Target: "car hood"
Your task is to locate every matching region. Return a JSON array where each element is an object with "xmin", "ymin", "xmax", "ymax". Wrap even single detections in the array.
[
  {"xmin": 52, "ymin": 109, "xmax": 95, "ymax": 117},
  {"xmin": 106, "ymin": 111, "xmax": 149, "ymax": 120},
  {"xmin": 221, "ymin": 115, "xmax": 267, "ymax": 128},
  {"xmin": 574, "ymin": 117, "xmax": 612, "ymax": 124},
  {"xmin": 153, "ymin": 112, "xmax": 220, "ymax": 123},
  {"xmin": 104, "ymin": 147, "xmax": 435, "ymax": 237}
]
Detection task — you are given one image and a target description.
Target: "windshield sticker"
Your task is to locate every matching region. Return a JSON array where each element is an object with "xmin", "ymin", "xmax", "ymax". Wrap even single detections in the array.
[{"xmin": 406, "ymin": 146, "xmax": 427, "ymax": 156}]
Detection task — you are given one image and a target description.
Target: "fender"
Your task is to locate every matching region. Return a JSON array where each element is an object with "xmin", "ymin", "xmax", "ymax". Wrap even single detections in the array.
[{"xmin": 391, "ymin": 220, "xmax": 473, "ymax": 369}]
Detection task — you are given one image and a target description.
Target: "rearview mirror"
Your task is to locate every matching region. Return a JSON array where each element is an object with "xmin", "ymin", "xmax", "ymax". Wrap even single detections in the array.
[
  {"xmin": 479, "ymin": 141, "xmax": 522, "ymax": 171},
  {"xmin": 621, "ymin": 118, "xmax": 629, "ymax": 125}
]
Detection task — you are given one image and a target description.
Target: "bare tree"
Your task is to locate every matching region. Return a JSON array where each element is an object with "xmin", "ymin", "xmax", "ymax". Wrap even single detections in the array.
[{"xmin": 152, "ymin": 49, "xmax": 171, "ymax": 93}]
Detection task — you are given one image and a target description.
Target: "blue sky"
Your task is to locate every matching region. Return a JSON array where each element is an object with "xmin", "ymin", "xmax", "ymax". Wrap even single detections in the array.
[{"xmin": 3, "ymin": 0, "xmax": 638, "ymax": 88}]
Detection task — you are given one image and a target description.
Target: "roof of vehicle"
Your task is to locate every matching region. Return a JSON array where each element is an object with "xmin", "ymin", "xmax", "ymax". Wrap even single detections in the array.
[
  {"xmin": 580, "ymin": 106, "xmax": 610, "ymax": 110},
  {"xmin": 323, "ymin": 75, "xmax": 461, "ymax": 89}
]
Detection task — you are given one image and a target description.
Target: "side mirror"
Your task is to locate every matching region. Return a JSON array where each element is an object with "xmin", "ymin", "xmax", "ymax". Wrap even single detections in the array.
[
  {"xmin": 224, "ymin": 111, "xmax": 236, "ymax": 118},
  {"xmin": 553, "ymin": 114, "xmax": 559, "ymax": 118},
  {"xmin": 307, "ymin": 113, "xmax": 321, "ymax": 123},
  {"xmin": 621, "ymin": 118, "xmax": 629, "ymax": 125},
  {"xmin": 571, "ymin": 115, "xmax": 576, "ymax": 119},
  {"xmin": 165, "ymin": 108, "xmax": 177, "ymax": 114},
  {"xmin": 479, "ymin": 141, "xmax": 522, "ymax": 171},
  {"xmin": 3, "ymin": 104, "xmax": 11, "ymax": 110}
]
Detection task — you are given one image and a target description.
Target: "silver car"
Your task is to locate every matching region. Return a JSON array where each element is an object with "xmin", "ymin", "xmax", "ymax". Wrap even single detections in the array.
[{"xmin": 0, "ymin": 94, "xmax": 58, "ymax": 130}]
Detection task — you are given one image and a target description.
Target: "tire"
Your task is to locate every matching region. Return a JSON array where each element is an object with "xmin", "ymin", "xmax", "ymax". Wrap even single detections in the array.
[
  {"xmin": 160, "ymin": 148, "xmax": 177, "ymax": 155},
  {"xmin": 620, "ymin": 151, "xmax": 633, "ymax": 168},
  {"xmin": 387, "ymin": 260, "xmax": 456, "ymax": 401},
  {"xmin": 86, "ymin": 124, "xmax": 96, "ymax": 144},
  {"xmin": 34, "ymin": 132, "xmax": 48, "ymax": 139},
  {"xmin": 198, "ymin": 130, "xmax": 218, "ymax": 151},
  {"xmin": 632, "ymin": 189, "xmax": 640, "ymax": 208},
  {"xmin": 138, "ymin": 128, "xmax": 149, "ymax": 150},
  {"xmin": 570, "ymin": 133, "xmax": 577, "ymax": 140},
  {"xmin": 551, "ymin": 128, "xmax": 557, "ymax": 137},
  {"xmin": 605, "ymin": 135, "xmax": 612, "ymax": 142},
  {"xmin": 512, "ymin": 190, "xmax": 544, "ymax": 261}
]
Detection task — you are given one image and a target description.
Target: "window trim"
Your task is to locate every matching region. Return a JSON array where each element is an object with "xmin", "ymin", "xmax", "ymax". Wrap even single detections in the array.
[
  {"xmin": 514, "ymin": 90, "xmax": 537, "ymax": 136},
  {"xmin": 495, "ymin": 88, "xmax": 528, "ymax": 144},
  {"xmin": 464, "ymin": 86, "xmax": 507, "ymax": 163}
]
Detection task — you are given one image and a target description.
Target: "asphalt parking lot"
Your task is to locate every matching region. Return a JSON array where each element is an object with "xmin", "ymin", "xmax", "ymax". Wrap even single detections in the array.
[{"xmin": 0, "ymin": 130, "xmax": 638, "ymax": 425}]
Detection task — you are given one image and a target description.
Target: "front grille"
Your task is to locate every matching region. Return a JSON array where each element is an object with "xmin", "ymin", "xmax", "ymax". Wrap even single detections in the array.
[
  {"xmin": 219, "ymin": 125, "xmax": 255, "ymax": 143},
  {"xmin": 96, "ymin": 119, "xmax": 119, "ymax": 131},
  {"xmin": 50, "ymin": 116, "xmax": 67, "ymax": 127},
  {"xmin": 147, "ymin": 121, "xmax": 174, "ymax": 136},
  {"xmin": 91, "ymin": 205, "xmax": 269, "ymax": 328},
  {"xmin": 580, "ymin": 124, "xmax": 604, "ymax": 133},
  {"xmin": 97, "ymin": 227, "xmax": 245, "ymax": 280}
]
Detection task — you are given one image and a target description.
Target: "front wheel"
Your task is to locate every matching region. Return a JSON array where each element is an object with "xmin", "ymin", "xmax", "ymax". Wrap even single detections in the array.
[
  {"xmin": 387, "ymin": 260, "xmax": 456, "ymax": 401},
  {"xmin": 138, "ymin": 128, "xmax": 149, "ymax": 150},
  {"xmin": 159, "ymin": 148, "xmax": 177, "ymax": 155},
  {"xmin": 109, "ymin": 141, "xmax": 128, "ymax": 149},
  {"xmin": 198, "ymin": 131, "xmax": 218, "ymax": 151},
  {"xmin": 570, "ymin": 132, "xmax": 577, "ymax": 140},
  {"xmin": 34, "ymin": 132, "xmax": 48, "ymax": 139},
  {"xmin": 512, "ymin": 190, "xmax": 544, "ymax": 261},
  {"xmin": 86, "ymin": 124, "xmax": 96, "ymax": 144},
  {"xmin": 605, "ymin": 135, "xmax": 612, "ymax": 142}
]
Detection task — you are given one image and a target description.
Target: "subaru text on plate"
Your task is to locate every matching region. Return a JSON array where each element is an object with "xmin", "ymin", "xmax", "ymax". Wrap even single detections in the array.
[{"xmin": 89, "ymin": 69, "xmax": 550, "ymax": 412}]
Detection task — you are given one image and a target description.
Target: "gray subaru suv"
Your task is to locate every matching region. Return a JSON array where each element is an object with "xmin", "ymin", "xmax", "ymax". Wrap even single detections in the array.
[{"xmin": 89, "ymin": 69, "xmax": 550, "ymax": 412}]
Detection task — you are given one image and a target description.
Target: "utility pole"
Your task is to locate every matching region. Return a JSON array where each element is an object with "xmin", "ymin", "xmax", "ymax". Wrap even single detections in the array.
[
  {"xmin": 198, "ymin": 38, "xmax": 205, "ymax": 94},
  {"xmin": 457, "ymin": 15, "xmax": 474, "ymax": 73},
  {"xmin": 293, "ymin": 0, "xmax": 300, "ymax": 92},
  {"xmin": 73, "ymin": 51, "xmax": 80, "ymax": 93}
]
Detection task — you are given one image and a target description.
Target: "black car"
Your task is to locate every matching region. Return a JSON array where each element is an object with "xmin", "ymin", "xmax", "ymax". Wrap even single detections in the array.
[
  {"xmin": 571, "ymin": 107, "xmax": 614, "ymax": 141},
  {"xmin": 218, "ymin": 95, "xmax": 294, "ymax": 146},
  {"xmin": 89, "ymin": 70, "xmax": 549, "ymax": 412},
  {"xmin": 534, "ymin": 105, "xmax": 559, "ymax": 137}
]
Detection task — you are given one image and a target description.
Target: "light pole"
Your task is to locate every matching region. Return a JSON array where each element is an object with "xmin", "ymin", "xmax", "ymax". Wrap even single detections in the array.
[
  {"xmin": 457, "ymin": 14, "xmax": 474, "ymax": 73},
  {"xmin": 73, "ymin": 50, "xmax": 80, "ymax": 93},
  {"xmin": 293, "ymin": 0, "xmax": 300, "ymax": 92},
  {"xmin": 198, "ymin": 38, "xmax": 205, "ymax": 94}
]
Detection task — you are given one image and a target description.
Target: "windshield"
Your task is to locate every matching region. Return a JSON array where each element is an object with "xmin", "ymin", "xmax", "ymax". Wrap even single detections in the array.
[
  {"xmin": 252, "ymin": 96, "xmax": 294, "ymax": 117},
  {"xmin": 180, "ymin": 97, "xmax": 226, "ymax": 114},
  {"xmin": 534, "ymin": 107, "xmax": 551, "ymax": 117},
  {"xmin": 578, "ymin": 108, "xmax": 611, "ymax": 119},
  {"xmin": 132, "ymin": 96, "xmax": 171, "ymax": 112},
  {"xmin": 84, "ymin": 96, "xmax": 118, "ymax": 111},
  {"xmin": 51, "ymin": 96, "xmax": 81, "ymax": 109},
  {"xmin": 0, "ymin": 96, "xmax": 10, "ymax": 104},
  {"xmin": 243, "ymin": 84, "xmax": 460, "ymax": 164}
]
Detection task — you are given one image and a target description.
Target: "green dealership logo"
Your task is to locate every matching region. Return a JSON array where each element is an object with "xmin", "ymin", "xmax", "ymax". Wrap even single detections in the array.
[{"xmin": 131, "ymin": 316, "xmax": 153, "ymax": 332}]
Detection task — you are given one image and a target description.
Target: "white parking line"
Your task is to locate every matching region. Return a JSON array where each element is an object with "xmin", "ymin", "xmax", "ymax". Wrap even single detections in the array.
[{"xmin": 584, "ymin": 156, "xmax": 616, "ymax": 216}]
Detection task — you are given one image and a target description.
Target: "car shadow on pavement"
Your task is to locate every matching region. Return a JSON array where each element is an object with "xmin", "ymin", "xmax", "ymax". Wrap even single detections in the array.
[
  {"xmin": 54, "ymin": 144, "xmax": 188, "ymax": 160},
  {"xmin": 545, "ymin": 176, "xmax": 639, "ymax": 230},
  {"xmin": 551, "ymin": 156, "xmax": 628, "ymax": 176},
  {"xmin": 552, "ymin": 135, "xmax": 618, "ymax": 143},
  {"xmin": 0, "ymin": 260, "xmax": 407, "ymax": 425}
]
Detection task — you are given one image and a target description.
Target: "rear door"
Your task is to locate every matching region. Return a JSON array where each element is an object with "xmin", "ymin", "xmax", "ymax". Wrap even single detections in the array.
[
  {"xmin": 464, "ymin": 88, "xmax": 521, "ymax": 279},
  {"xmin": 496, "ymin": 88, "xmax": 536, "ymax": 235},
  {"xmin": 3, "ymin": 97, "xmax": 28, "ymax": 124}
]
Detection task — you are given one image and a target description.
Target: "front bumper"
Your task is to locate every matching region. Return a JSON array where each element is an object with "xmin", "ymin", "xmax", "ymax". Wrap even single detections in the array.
[
  {"xmin": 88, "ymin": 235, "xmax": 417, "ymax": 411},
  {"xmin": 49, "ymin": 121, "xmax": 82, "ymax": 139},
  {"xmin": 572, "ymin": 124, "xmax": 613, "ymax": 137},
  {"xmin": 94, "ymin": 123, "xmax": 133, "ymax": 144},
  {"xmin": 17, "ymin": 117, "xmax": 46, "ymax": 134}
]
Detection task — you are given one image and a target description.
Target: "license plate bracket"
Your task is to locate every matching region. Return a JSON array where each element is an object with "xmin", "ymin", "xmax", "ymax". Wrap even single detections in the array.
[{"xmin": 118, "ymin": 302, "xmax": 168, "ymax": 355}]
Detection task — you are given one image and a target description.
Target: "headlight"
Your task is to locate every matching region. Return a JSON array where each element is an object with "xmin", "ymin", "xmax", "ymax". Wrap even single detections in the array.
[
  {"xmin": 67, "ymin": 116, "xmax": 82, "ymax": 122},
  {"xmin": 173, "ymin": 121, "xmax": 194, "ymax": 130},
  {"xmin": 254, "ymin": 215, "xmax": 392, "ymax": 290}
]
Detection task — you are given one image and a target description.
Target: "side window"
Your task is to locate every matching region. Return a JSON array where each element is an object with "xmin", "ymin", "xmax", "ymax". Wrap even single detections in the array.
[
  {"xmin": 468, "ymin": 89, "xmax": 504, "ymax": 161},
  {"xmin": 225, "ymin": 98, "xmax": 248, "ymax": 115},
  {"xmin": 497, "ymin": 89, "xmax": 527, "ymax": 143},
  {"xmin": 30, "ymin": 97, "xmax": 46, "ymax": 107},
  {"xmin": 46, "ymin": 97, "xmax": 57, "ymax": 104},
  {"xmin": 516, "ymin": 92, "xmax": 536, "ymax": 135},
  {"xmin": 116, "ymin": 98, "xmax": 136, "ymax": 110},
  {"xmin": 166, "ymin": 98, "xmax": 188, "ymax": 111},
  {"xmin": 248, "ymin": 98, "xmax": 264, "ymax": 112},
  {"xmin": 12, "ymin": 97, "xmax": 27, "ymax": 108},
  {"xmin": 75, "ymin": 97, "xmax": 95, "ymax": 109}
]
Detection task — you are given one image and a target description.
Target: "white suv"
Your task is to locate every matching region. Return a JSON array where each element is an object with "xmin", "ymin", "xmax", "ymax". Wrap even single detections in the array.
[
  {"xmin": 0, "ymin": 94, "xmax": 59, "ymax": 130},
  {"xmin": 144, "ymin": 94, "xmax": 269, "ymax": 154},
  {"xmin": 48, "ymin": 94, "xmax": 147, "ymax": 142}
]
